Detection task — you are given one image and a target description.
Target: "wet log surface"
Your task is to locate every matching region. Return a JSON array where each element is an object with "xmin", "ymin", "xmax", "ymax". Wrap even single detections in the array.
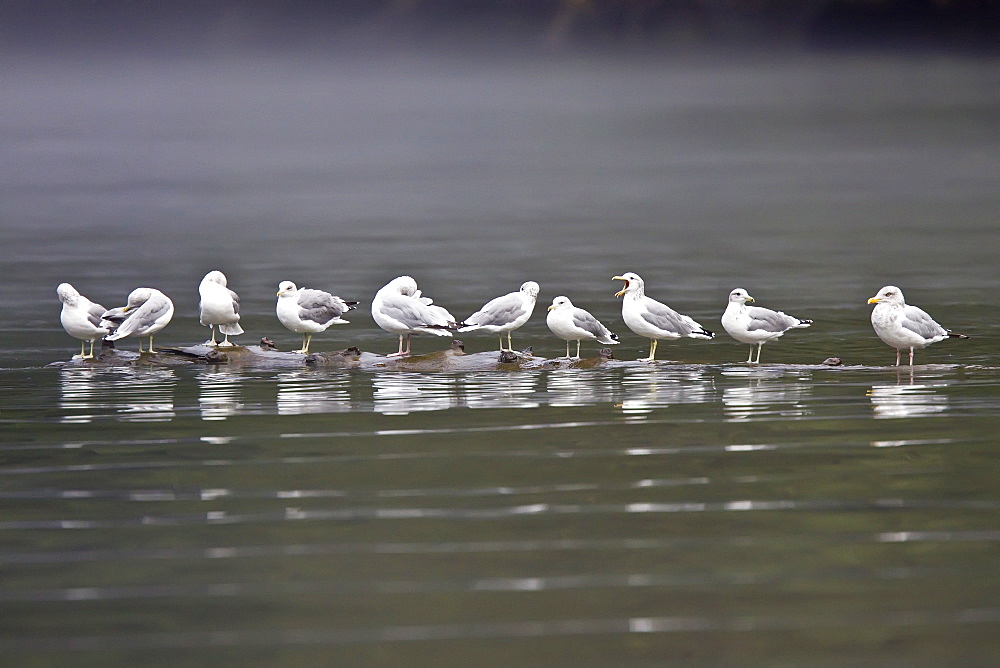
[{"xmin": 45, "ymin": 341, "xmax": 636, "ymax": 371}]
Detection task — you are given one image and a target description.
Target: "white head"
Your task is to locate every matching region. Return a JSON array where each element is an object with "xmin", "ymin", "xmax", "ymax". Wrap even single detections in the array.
[
  {"xmin": 729, "ymin": 288, "xmax": 754, "ymax": 304},
  {"xmin": 202, "ymin": 270, "xmax": 227, "ymax": 286},
  {"xmin": 547, "ymin": 296, "xmax": 573, "ymax": 312},
  {"xmin": 868, "ymin": 285, "xmax": 905, "ymax": 306},
  {"xmin": 520, "ymin": 281, "xmax": 540, "ymax": 299},
  {"xmin": 277, "ymin": 281, "xmax": 298, "ymax": 298},
  {"xmin": 57, "ymin": 282, "xmax": 80, "ymax": 306},
  {"xmin": 612, "ymin": 272, "xmax": 644, "ymax": 298}
]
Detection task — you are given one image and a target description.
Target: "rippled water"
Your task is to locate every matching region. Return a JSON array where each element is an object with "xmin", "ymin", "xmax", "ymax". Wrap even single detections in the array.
[{"xmin": 1, "ymin": 51, "xmax": 999, "ymax": 663}]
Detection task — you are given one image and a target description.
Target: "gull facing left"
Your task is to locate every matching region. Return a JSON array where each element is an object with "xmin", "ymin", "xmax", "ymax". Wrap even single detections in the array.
[
  {"xmin": 546, "ymin": 296, "xmax": 619, "ymax": 359},
  {"xmin": 613, "ymin": 272, "xmax": 714, "ymax": 362},
  {"xmin": 868, "ymin": 285, "xmax": 967, "ymax": 366},
  {"xmin": 721, "ymin": 288, "xmax": 812, "ymax": 363},
  {"xmin": 276, "ymin": 281, "xmax": 358, "ymax": 355}
]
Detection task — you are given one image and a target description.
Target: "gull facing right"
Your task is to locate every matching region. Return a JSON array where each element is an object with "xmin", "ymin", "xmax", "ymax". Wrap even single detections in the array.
[
  {"xmin": 868, "ymin": 285, "xmax": 967, "ymax": 366},
  {"xmin": 721, "ymin": 288, "xmax": 812, "ymax": 363},
  {"xmin": 458, "ymin": 281, "xmax": 539, "ymax": 352}
]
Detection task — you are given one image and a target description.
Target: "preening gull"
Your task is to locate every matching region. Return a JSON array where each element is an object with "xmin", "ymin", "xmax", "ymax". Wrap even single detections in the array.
[
  {"xmin": 371, "ymin": 275, "xmax": 456, "ymax": 357},
  {"xmin": 546, "ymin": 296, "xmax": 619, "ymax": 359},
  {"xmin": 868, "ymin": 285, "xmax": 968, "ymax": 366},
  {"xmin": 199, "ymin": 270, "xmax": 244, "ymax": 347},
  {"xmin": 276, "ymin": 281, "xmax": 358, "ymax": 355},
  {"xmin": 721, "ymin": 288, "xmax": 812, "ymax": 363},
  {"xmin": 613, "ymin": 272, "xmax": 714, "ymax": 361},
  {"xmin": 57, "ymin": 283, "xmax": 114, "ymax": 359},
  {"xmin": 103, "ymin": 287, "xmax": 175, "ymax": 353},
  {"xmin": 458, "ymin": 281, "xmax": 539, "ymax": 352}
]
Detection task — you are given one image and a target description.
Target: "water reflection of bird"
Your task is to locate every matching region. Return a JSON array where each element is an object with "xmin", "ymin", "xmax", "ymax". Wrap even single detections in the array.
[
  {"xmin": 372, "ymin": 276, "xmax": 457, "ymax": 357},
  {"xmin": 546, "ymin": 296, "xmax": 619, "ymax": 359},
  {"xmin": 868, "ymin": 286, "xmax": 968, "ymax": 366},
  {"xmin": 103, "ymin": 287, "xmax": 174, "ymax": 354},
  {"xmin": 613, "ymin": 272, "xmax": 714, "ymax": 362},
  {"xmin": 199, "ymin": 270, "xmax": 244, "ymax": 347},
  {"xmin": 57, "ymin": 283, "xmax": 114, "ymax": 359},
  {"xmin": 721, "ymin": 288, "xmax": 812, "ymax": 363},
  {"xmin": 458, "ymin": 281, "xmax": 539, "ymax": 352},
  {"xmin": 276, "ymin": 281, "xmax": 358, "ymax": 355}
]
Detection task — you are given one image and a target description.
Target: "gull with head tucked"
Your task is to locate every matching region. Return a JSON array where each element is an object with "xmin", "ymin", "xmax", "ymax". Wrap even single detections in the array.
[
  {"xmin": 613, "ymin": 272, "xmax": 714, "ymax": 362},
  {"xmin": 372, "ymin": 275, "xmax": 457, "ymax": 357},
  {"xmin": 103, "ymin": 287, "xmax": 174, "ymax": 354},
  {"xmin": 57, "ymin": 283, "xmax": 115, "ymax": 359},
  {"xmin": 199, "ymin": 270, "xmax": 244, "ymax": 347},
  {"xmin": 721, "ymin": 288, "xmax": 812, "ymax": 364},
  {"xmin": 868, "ymin": 285, "xmax": 967, "ymax": 366}
]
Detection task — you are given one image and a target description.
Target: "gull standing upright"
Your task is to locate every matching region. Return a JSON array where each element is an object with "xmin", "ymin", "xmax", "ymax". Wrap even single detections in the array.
[
  {"xmin": 867, "ymin": 285, "xmax": 968, "ymax": 366},
  {"xmin": 103, "ymin": 288, "xmax": 174, "ymax": 353},
  {"xmin": 276, "ymin": 281, "xmax": 358, "ymax": 355},
  {"xmin": 458, "ymin": 281, "xmax": 539, "ymax": 352},
  {"xmin": 199, "ymin": 270, "xmax": 244, "ymax": 347},
  {"xmin": 371, "ymin": 276, "xmax": 457, "ymax": 357},
  {"xmin": 546, "ymin": 296, "xmax": 619, "ymax": 359},
  {"xmin": 57, "ymin": 283, "xmax": 114, "ymax": 359},
  {"xmin": 721, "ymin": 288, "xmax": 812, "ymax": 363},
  {"xmin": 613, "ymin": 272, "xmax": 714, "ymax": 361}
]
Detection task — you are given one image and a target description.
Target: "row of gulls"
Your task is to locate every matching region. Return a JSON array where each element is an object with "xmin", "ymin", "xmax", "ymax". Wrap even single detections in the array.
[{"xmin": 57, "ymin": 272, "xmax": 968, "ymax": 366}]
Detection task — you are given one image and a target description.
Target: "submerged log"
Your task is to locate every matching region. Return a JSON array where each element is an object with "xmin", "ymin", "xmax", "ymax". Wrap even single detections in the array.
[{"xmin": 47, "ymin": 339, "xmax": 639, "ymax": 371}]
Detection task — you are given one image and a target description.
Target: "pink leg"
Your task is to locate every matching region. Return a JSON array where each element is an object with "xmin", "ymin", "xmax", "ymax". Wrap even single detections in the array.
[
  {"xmin": 909, "ymin": 348, "xmax": 914, "ymax": 365},
  {"xmin": 895, "ymin": 349, "xmax": 901, "ymax": 366}
]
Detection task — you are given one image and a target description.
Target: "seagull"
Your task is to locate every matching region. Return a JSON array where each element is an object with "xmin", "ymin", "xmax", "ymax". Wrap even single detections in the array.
[
  {"xmin": 546, "ymin": 296, "xmax": 619, "ymax": 359},
  {"xmin": 57, "ymin": 283, "xmax": 114, "ymax": 359},
  {"xmin": 721, "ymin": 288, "xmax": 812, "ymax": 363},
  {"xmin": 103, "ymin": 287, "xmax": 174, "ymax": 353},
  {"xmin": 199, "ymin": 270, "xmax": 244, "ymax": 347},
  {"xmin": 276, "ymin": 281, "xmax": 358, "ymax": 355},
  {"xmin": 868, "ymin": 285, "xmax": 968, "ymax": 366},
  {"xmin": 371, "ymin": 276, "xmax": 457, "ymax": 357},
  {"xmin": 612, "ymin": 272, "xmax": 714, "ymax": 362},
  {"xmin": 458, "ymin": 281, "xmax": 539, "ymax": 352}
]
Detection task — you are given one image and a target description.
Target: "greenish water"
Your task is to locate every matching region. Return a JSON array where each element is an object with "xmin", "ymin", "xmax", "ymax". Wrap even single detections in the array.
[{"xmin": 1, "ymin": 52, "xmax": 998, "ymax": 664}]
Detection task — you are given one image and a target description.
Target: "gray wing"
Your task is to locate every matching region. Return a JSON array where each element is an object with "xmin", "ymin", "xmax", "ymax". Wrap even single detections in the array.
[
  {"xmin": 641, "ymin": 300, "xmax": 703, "ymax": 335},
  {"xmin": 464, "ymin": 293, "xmax": 526, "ymax": 328},
  {"xmin": 86, "ymin": 302, "xmax": 107, "ymax": 328},
  {"xmin": 101, "ymin": 306, "xmax": 128, "ymax": 325},
  {"xmin": 297, "ymin": 289, "xmax": 349, "ymax": 325},
  {"xmin": 572, "ymin": 310, "xmax": 611, "ymax": 339},
  {"xmin": 115, "ymin": 297, "xmax": 171, "ymax": 337},
  {"xmin": 378, "ymin": 294, "xmax": 439, "ymax": 328},
  {"xmin": 228, "ymin": 288, "xmax": 241, "ymax": 315},
  {"xmin": 745, "ymin": 306, "xmax": 802, "ymax": 333},
  {"xmin": 901, "ymin": 305, "xmax": 947, "ymax": 340}
]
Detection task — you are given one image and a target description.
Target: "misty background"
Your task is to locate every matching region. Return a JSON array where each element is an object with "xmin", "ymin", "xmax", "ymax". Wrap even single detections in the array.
[{"xmin": 1, "ymin": 0, "xmax": 998, "ymax": 360}]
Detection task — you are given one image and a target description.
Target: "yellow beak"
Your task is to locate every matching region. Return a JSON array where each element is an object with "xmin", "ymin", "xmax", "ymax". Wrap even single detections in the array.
[
  {"xmin": 547, "ymin": 304, "xmax": 556, "ymax": 312},
  {"xmin": 867, "ymin": 297, "xmax": 880, "ymax": 304},
  {"xmin": 612, "ymin": 276, "xmax": 628, "ymax": 298},
  {"xmin": 746, "ymin": 296, "xmax": 755, "ymax": 303}
]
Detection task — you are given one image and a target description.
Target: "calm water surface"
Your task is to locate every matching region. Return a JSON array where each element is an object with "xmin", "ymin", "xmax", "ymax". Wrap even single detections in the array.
[{"xmin": 1, "ymin": 51, "xmax": 998, "ymax": 664}]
